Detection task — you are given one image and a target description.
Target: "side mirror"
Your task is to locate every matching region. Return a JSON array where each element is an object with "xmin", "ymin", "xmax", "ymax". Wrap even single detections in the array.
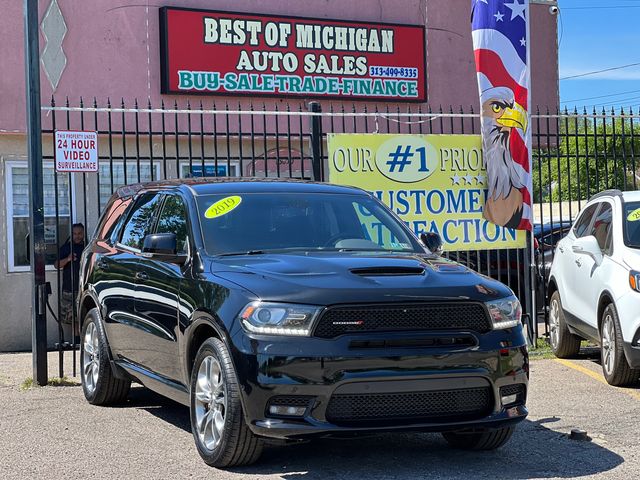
[
  {"xmin": 420, "ymin": 232, "xmax": 443, "ymax": 256},
  {"xmin": 142, "ymin": 233, "xmax": 187, "ymax": 264},
  {"xmin": 571, "ymin": 235, "xmax": 603, "ymax": 266}
]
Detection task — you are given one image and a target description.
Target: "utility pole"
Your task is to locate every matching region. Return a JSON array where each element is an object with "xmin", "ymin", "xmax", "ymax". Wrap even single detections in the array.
[{"xmin": 24, "ymin": 0, "xmax": 48, "ymax": 385}]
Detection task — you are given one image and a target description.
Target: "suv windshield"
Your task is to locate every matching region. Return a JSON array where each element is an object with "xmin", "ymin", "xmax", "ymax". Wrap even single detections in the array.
[
  {"xmin": 196, "ymin": 192, "xmax": 423, "ymax": 255},
  {"xmin": 624, "ymin": 201, "xmax": 640, "ymax": 248}
]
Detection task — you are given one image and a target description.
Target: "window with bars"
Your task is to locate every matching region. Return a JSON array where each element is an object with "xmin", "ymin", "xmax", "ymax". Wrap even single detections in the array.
[
  {"xmin": 6, "ymin": 162, "xmax": 71, "ymax": 271},
  {"xmin": 98, "ymin": 162, "xmax": 161, "ymax": 210}
]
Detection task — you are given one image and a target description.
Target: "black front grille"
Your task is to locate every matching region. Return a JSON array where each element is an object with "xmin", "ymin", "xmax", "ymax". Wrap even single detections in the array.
[
  {"xmin": 325, "ymin": 387, "xmax": 493, "ymax": 427},
  {"xmin": 313, "ymin": 303, "xmax": 491, "ymax": 338}
]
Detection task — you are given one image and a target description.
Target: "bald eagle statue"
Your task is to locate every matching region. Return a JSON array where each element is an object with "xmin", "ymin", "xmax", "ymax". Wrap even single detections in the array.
[{"xmin": 480, "ymin": 86, "xmax": 528, "ymax": 228}]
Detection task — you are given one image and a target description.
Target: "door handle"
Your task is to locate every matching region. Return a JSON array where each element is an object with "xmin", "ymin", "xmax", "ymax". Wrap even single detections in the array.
[
  {"xmin": 135, "ymin": 271, "xmax": 149, "ymax": 281},
  {"xmin": 558, "ymin": 245, "xmax": 564, "ymax": 253},
  {"xmin": 575, "ymin": 258, "xmax": 582, "ymax": 267}
]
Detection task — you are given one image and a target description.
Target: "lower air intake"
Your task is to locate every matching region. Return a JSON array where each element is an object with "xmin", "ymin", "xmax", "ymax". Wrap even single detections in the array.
[{"xmin": 325, "ymin": 387, "xmax": 493, "ymax": 427}]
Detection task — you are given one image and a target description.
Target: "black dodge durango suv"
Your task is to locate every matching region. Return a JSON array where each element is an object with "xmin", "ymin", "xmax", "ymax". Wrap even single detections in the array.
[{"xmin": 77, "ymin": 178, "xmax": 528, "ymax": 467}]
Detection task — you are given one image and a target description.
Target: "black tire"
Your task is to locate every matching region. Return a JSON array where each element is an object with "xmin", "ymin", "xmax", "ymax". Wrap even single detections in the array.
[
  {"xmin": 80, "ymin": 308, "xmax": 131, "ymax": 405},
  {"xmin": 549, "ymin": 291, "xmax": 581, "ymax": 358},
  {"xmin": 600, "ymin": 304, "xmax": 640, "ymax": 387},
  {"xmin": 442, "ymin": 426, "xmax": 515, "ymax": 450},
  {"xmin": 190, "ymin": 337, "xmax": 263, "ymax": 468}
]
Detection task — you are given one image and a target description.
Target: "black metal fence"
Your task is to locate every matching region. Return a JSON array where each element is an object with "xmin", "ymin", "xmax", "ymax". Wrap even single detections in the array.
[{"xmin": 38, "ymin": 99, "xmax": 640, "ymax": 373}]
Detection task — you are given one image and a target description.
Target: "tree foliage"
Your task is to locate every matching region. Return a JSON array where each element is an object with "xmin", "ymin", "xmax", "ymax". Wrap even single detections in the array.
[{"xmin": 533, "ymin": 115, "xmax": 640, "ymax": 203}]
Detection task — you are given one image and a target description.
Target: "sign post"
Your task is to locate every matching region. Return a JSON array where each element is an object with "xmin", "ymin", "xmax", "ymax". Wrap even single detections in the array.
[{"xmin": 23, "ymin": 0, "xmax": 47, "ymax": 386}]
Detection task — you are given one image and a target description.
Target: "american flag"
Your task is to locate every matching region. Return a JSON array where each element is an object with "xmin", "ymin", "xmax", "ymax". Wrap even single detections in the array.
[{"xmin": 471, "ymin": 0, "xmax": 532, "ymax": 231}]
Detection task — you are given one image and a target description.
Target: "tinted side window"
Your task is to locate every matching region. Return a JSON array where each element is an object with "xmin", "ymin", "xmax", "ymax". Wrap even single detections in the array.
[
  {"xmin": 573, "ymin": 204, "xmax": 599, "ymax": 238},
  {"xmin": 156, "ymin": 195, "xmax": 189, "ymax": 254},
  {"xmin": 119, "ymin": 193, "xmax": 161, "ymax": 250},
  {"xmin": 590, "ymin": 203, "xmax": 613, "ymax": 252}
]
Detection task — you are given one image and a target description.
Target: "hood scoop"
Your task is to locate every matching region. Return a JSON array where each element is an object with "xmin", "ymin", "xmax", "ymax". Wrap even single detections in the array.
[{"xmin": 350, "ymin": 266, "xmax": 426, "ymax": 277}]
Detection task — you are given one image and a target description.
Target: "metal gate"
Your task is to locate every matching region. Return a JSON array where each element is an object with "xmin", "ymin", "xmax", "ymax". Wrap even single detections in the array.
[{"xmin": 38, "ymin": 98, "xmax": 640, "ymax": 375}]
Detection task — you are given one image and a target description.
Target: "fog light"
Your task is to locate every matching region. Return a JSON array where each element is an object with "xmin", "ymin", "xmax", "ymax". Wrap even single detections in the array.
[
  {"xmin": 268, "ymin": 405, "xmax": 307, "ymax": 417},
  {"xmin": 499, "ymin": 384, "xmax": 526, "ymax": 407}
]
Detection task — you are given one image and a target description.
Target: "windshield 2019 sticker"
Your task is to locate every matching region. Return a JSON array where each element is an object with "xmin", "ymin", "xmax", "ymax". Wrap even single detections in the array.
[
  {"xmin": 628, "ymin": 208, "xmax": 640, "ymax": 222},
  {"xmin": 205, "ymin": 196, "xmax": 242, "ymax": 219}
]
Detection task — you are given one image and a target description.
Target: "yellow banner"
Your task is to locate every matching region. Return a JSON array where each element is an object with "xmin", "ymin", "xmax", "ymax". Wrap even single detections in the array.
[{"xmin": 327, "ymin": 134, "xmax": 526, "ymax": 251}]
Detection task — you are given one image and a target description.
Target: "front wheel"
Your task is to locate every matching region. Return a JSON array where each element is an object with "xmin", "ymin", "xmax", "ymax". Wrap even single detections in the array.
[
  {"xmin": 442, "ymin": 426, "xmax": 515, "ymax": 450},
  {"xmin": 190, "ymin": 337, "xmax": 263, "ymax": 468},
  {"xmin": 601, "ymin": 304, "xmax": 639, "ymax": 386}
]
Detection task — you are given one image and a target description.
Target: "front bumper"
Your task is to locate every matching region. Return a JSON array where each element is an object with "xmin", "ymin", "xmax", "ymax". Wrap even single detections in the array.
[{"xmin": 230, "ymin": 326, "xmax": 529, "ymax": 440}]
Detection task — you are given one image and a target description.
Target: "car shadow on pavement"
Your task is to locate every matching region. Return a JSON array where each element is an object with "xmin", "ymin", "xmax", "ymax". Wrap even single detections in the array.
[
  {"xmin": 124, "ymin": 385, "xmax": 192, "ymax": 433},
  {"xmin": 122, "ymin": 386, "xmax": 623, "ymax": 479},
  {"xmin": 233, "ymin": 418, "xmax": 624, "ymax": 480}
]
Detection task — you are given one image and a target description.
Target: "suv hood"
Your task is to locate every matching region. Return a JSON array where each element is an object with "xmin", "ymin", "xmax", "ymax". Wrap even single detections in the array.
[{"xmin": 209, "ymin": 251, "xmax": 512, "ymax": 305}]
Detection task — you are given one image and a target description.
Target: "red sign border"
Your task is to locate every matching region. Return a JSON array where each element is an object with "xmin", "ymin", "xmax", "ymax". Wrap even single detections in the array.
[
  {"xmin": 159, "ymin": 6, "xmax": 427, "ymax": 103},
  {"xmin": 54, "ymin": 129, "xmax": 99, "ymax": 173}
]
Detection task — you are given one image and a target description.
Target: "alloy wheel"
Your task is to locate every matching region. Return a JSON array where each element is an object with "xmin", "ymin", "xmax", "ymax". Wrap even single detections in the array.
[
  {"xmin": 82, "ymin": 323, "xmax": 100, "ymax": 394},
  {"xmin": 549, "ymin": 298, "xmax": 560, "ymax": 349},
  {"xmin": 194, "ymin": 356, "xmax": 227, "ymax": 451},
  {"xmin": 602, "ymin": 314, "xmax": 616, "ymax": 376}
]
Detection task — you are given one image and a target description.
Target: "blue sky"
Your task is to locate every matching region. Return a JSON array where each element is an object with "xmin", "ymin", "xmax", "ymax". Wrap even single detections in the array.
[{"xmin": 558, "ymin": 0, "xmax": 640, "ymax": 111}]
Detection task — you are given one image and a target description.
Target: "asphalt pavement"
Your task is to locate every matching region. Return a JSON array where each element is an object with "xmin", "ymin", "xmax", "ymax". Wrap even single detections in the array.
[{"xmin": 0, "ymin": 349, "xmax": 638, "ymax": 480}]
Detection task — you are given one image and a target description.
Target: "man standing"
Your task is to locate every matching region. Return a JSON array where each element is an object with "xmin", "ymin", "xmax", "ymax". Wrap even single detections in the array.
[{"xmin": 54, "ymin": 223, "xmax": 85, "ymax": 342}]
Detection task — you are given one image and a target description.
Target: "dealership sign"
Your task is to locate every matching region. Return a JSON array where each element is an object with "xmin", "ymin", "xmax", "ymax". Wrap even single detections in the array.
[
  {"xmin": 327, "ymin": 134, "xmax": 526, "ymax": 251},
  {"xmin": 159, "ymin": 7, "xmax": 426, "ymax": 101},
  {"xmin": 54, "ymin": 130, "xmax": 98, "ymax": 172}
]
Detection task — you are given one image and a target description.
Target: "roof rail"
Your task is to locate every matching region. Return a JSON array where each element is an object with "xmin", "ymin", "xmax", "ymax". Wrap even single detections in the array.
[{"xmin": 589, "ymin": 189, "xmax": 623, "ymax": 201}]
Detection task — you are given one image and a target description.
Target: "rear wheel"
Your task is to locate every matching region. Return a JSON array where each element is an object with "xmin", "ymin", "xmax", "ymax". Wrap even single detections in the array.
[
  {"xmin": 549, "ymin": 291, "xmax": 581, "ymax": 358},
  {"xmin": 190, "ymin": 337, "xmax": 263, "ymax": 468},
  {"xmin": 81, "ymin": 308, "xmax": 130, "ymax": 405},
  {"xmin": 601, "ymin": 304, "xmax": 639, "ymax": 386},
  {"xmin": 442, "ymin": 426, "xmax": 515, "ymax": 450}
]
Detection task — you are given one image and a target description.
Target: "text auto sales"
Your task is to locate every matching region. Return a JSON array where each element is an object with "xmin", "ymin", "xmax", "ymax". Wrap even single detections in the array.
[{"xmin": 177, "ymin": 18, "xmax": 419, "ymax": 97}]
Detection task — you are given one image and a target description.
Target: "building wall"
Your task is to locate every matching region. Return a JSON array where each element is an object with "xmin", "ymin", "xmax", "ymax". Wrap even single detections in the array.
[
  {"xmin": 1, "ymin": 0, "xmax": 559, "ymax": 131},
  {"xmin": 0, "ymin": 0, "xmax": 558, "ymax": 351}
]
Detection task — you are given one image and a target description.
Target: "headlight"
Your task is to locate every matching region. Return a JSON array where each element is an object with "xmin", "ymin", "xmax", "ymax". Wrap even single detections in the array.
[
  {"xmin": 239, "ymin": 301, "xmax": 322, "ymax": 336},
  {"xmin": 485, "ymin": 295, "xmax": 522, "ymax": 330}
]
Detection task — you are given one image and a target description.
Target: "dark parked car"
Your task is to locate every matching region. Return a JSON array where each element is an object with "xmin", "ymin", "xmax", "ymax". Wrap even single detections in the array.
[
  {"xmin": 533, "ymin": 221, "xmax": 573, "ymax": 302},
  {"xmin": 77, "ymin": 178, "xmax": 528, "ymax": 467}
]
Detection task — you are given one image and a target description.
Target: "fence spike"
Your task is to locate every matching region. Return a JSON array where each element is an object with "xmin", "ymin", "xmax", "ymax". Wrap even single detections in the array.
[{"xmin": 79, "ymin": 97, "xmax": 84, "ymax": 108}]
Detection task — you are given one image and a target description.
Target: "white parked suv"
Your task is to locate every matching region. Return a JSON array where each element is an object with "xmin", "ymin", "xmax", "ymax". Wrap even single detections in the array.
[{"xmin": 548, "ymin": 189, "xmax": 640, "ymax": 386}]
